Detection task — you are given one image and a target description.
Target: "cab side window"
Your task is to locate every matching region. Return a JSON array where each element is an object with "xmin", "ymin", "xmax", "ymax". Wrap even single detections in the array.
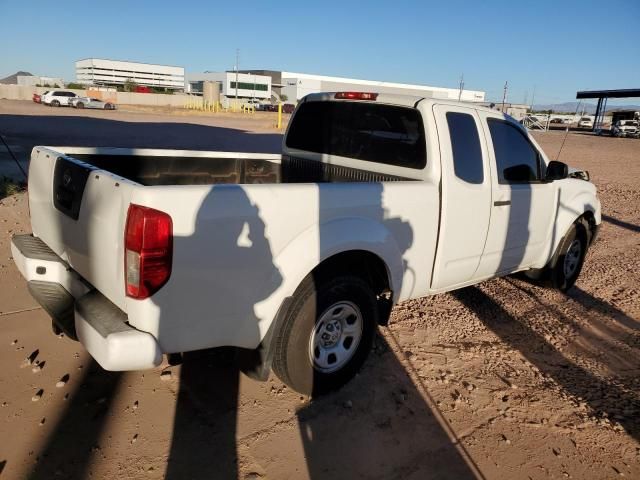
[
  {"xmin": 488, "ymin": 119, "xmax": 541, "ymax": 183},
  {"xmin": 446, "ymin": 112, "xmax": 484, "ymax": 184}
]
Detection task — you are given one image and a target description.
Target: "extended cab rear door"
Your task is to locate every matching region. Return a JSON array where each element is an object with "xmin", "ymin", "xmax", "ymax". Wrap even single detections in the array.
[
  {"xmin": 474, "ymin": 112, "xmax": 555, "ymax": 276},
  {"xmin": 430, "ymin": 104, "xmax": 492, "ymax": 290}
]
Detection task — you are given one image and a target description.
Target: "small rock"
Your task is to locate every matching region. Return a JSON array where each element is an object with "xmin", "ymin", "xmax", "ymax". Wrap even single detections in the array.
[
  {"xmin": 22, "ymin": 349, "xmax": 39, "ymax": 368},
  {"xmin": 133, "ymin": 401, "xmax": 139, "ymax": 410},
  {"xmin": 344, "ymin": 400, "xmax": 353, "ymax": 409},
  {"xmin": 131, "ymin": 434, "xmax": 138, "ymax": 444},
  {"xmin": 32, "ymin": 361, "xmax": 45, "ymax": 373},
  {"xmin": 39, "ymin": 418, "xmax": 45, "ymax": 426},
  {"xmin": 63, "ymin": 393, "xmax": 69, "ymax": 401},
  {"xmin": 56, "ymin": 374, "xmax": 70, "ymax": 388},
  {"xmin": 32, "ymin": 389, "xmax": 44, "ymax": 402},
  {"xmin": 10, "ymin": 339, "xmax": 17, "ymax": 345},
  {"xmin": 160, "ymin": 370, "xmax": 172, "ymax": 381}
]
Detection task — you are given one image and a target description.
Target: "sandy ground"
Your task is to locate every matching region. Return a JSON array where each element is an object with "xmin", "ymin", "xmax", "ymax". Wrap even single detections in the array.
[{"xmin": 0, "ymin": 101, "xmax": 638, "ymax": 479}]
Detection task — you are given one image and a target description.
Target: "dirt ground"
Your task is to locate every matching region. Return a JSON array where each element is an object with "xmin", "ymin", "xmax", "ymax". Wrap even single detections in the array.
[{"xmin": 0, "ymin": 101, "xmax": 638, "ymax": 479}]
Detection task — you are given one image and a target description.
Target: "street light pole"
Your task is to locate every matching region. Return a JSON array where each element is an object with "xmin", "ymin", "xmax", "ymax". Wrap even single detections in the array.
[{"xmin": 235, "ymin": 48, "xmax": 239, "ymax": 109}]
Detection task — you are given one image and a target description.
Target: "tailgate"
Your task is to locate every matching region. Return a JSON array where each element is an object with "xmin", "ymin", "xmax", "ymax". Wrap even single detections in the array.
[{"xmin": 28, "ymin": 147, "xmax": 138, "ymax": 312}]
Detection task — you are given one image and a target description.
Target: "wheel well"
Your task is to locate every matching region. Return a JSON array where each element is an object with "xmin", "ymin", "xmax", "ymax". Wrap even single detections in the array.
[{"xmin": 311, "ymin": 250, "xmax": 393, "ymax": 325}]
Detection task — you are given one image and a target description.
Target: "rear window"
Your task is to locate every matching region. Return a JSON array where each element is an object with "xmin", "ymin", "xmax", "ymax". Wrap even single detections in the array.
[
  {"xmin": 446, "ymin": 112, "xmax": 484, "ymax": 184},
  {"xmin": 286, "ymin": 101, "xmax": 426, "ymax": 169}
]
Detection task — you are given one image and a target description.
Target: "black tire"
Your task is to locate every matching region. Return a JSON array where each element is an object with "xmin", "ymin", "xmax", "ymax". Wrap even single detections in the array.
[
  {"xmin": 104, "ymin": 103, "xmax": 113, "ymax": 110},
  {"xmin": 51, "ymin": 100, "xmax": 60, "ymax": 107},
  {"xmin": 549, "ymin": 221, "xmax": 588, "ymax": 292},
  {"xmin": 272, "ymin": 274, "xmax": 378, "ymax": 396},
  {"xmin": 76, "ymin": 102, "xmax": 84, "ymax": 109}
]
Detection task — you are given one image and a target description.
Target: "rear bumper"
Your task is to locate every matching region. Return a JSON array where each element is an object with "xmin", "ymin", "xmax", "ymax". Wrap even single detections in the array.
[{"xmin": 11, "ymin": 234, "xmax": 163, "ymax": 371}]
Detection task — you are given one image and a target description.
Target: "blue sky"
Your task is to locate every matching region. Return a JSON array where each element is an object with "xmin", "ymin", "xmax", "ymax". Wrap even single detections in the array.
[{"xmin": 1, "ymin": 0, "xmax": 639, "ymax": 104}]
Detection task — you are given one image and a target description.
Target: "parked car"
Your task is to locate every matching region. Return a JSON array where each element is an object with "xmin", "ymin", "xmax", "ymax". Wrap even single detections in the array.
[
  {"xmin": 612, "ymin": 120, "xmax": 638, "ymax": 138},
  {"xmin": 71, "ymin": 97, "xmax": 117, "ymax": 110},
  {"xmin": 243, "ymin": 98, "xmax": 262, "ymax": 109},
  {"xmin": 282, "ymin": 103, "xmax": 296, "ymax": 114},
  {"xmin": 12, "ymin": 91, "xmax": 601, "ymax": 395},
  {"xmin": 550, "ymin": 118, "xmax": 564, "ymax": 124},
  {"xmin": 578, "ymin": 117, "xmax": 594, "ymax": 129},
  {"xmin": 41, "ymin": 90, "xmax": 78, "ymax": 107},
  {"xmin": 33, "ymin": 93, "xmax": 42, "ymax": 103}
]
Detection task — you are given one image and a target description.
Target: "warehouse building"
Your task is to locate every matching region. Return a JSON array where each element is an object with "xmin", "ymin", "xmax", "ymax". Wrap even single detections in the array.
[
  {"xmin": 185, "ymin": 71, "xmax": 271, "ymax": 107},
  {"xmin": 185, "ymin": 71, "xmax": 271, "ymax": 99},
  {"xmin": 75, "ymin": 58, "xmax": 185, "ymax": 90},
  {"xmin": 241, "ymin": 70, "xmax": 485, "ymax": 103}
]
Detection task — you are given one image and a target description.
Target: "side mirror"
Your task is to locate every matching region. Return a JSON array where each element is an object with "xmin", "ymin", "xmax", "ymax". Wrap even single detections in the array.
[{"xmin": 546, "ymin": 161, "xmax": 568, "ymax": 181}]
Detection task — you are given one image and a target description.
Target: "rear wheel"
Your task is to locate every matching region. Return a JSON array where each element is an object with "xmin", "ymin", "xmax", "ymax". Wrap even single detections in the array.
[
  {"xmin": 76, "ymin": 102, "xmax": 84, "ymax": 109},
  {"xmin": 104, "ymin": 103, "xmax": 113, "ymax": 110},
  {"xmin": 51, "ymin": 100, "xmax": 60, "ymax": 107},
  {"xmin": 272, "ymin": 274, "xmax": 377, "ymax": 396}
]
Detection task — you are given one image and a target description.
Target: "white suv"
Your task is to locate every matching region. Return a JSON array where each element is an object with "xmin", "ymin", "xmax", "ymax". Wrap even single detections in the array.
[{"xmin": 42, "ymin": 90, "xmax": 79, "ymax": 107}]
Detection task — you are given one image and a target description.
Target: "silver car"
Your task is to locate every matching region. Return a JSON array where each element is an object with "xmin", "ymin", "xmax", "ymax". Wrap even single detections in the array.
[{"xmin": 71, "ymin": 97, "xmax": 117, "ymax": 110}]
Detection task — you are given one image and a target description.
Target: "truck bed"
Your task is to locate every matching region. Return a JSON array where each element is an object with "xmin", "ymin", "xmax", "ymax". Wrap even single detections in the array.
[
  {"xmin": 62, "ymin": 147, "xmax": 410, "ymax": 186},
  {"xmin": 71, "ymin": 153, "xmax": 282, "ymax": 186}
]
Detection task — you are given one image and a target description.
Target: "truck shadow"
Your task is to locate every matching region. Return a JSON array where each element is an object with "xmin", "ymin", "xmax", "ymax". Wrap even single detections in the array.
[{"xmin": 452, "ymin": 285, "xmax": 640, "ymax": 442}]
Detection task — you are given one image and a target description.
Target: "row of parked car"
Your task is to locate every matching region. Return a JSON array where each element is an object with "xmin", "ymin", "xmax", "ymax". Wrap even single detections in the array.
[
  {"xmin": 253, "ymin": 102, "xmax": 295, "ymax": 113},
  {"xmin": 33, "ymin": 90, "xmax": 117, "ymax": 110}
]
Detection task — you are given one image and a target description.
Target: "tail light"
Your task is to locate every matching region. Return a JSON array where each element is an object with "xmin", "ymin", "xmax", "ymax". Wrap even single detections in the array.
[
  {"xmin": 125, "ymin": 204, "xmax": 173, "ymax": 299},
  {"xmin": 335, "ymin": 92, "xmax": 378, "ymax": 100}
]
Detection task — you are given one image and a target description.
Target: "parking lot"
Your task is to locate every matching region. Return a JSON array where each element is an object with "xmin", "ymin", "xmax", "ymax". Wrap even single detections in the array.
[{"xmin": 0, "ymin": 100, "xmax": 638, "ymax": 479}]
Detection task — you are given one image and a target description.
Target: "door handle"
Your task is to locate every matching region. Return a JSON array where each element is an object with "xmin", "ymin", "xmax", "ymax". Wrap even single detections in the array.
[{"xmin": 494, "ymin": 200, "xmax": 511, "ymax": 206}]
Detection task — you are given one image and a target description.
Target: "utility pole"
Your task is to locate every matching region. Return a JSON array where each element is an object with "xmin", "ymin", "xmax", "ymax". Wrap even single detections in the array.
[
  {"xmin": 458, "ymin": 73, "xmax": 464, "ymax": 101},
  {"xmin": 235, "ymin": 48, "xmax": 239, "ymax": 109},
  {"xmin": 501, "ymin": 81, "xmax": 508, "ymax": 113},
  {"xmin": 530, "ymin": 85, "xmax": 536, "ymax": 113}
]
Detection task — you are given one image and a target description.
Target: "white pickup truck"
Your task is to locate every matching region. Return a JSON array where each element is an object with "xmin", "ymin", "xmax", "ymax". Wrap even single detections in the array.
[{"xmin": 12, "ymin": 92, "xmax": 601, "ymax": 395}]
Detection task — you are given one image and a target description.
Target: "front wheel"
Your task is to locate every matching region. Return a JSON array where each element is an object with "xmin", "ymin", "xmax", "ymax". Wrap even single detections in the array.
[
  {"xmin": 76, "ymin": 102, "xmax": 84, "ymax": 109},
  {"xmin": 272, "ymin": 274, "xmax": 377, "ymax": 396},
  {"xmin": 51, "ymin": 100, "xmax": 60, "ymax": 107},
  {"xmin": 550, "ymin": 221, "xmax": 588, "ymax": 292}
]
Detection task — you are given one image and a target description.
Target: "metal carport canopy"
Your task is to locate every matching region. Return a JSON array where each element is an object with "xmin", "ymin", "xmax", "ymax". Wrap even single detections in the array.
[{"xmin": 576, "ymin": 89, "xmax": 640, "ymax": 99}]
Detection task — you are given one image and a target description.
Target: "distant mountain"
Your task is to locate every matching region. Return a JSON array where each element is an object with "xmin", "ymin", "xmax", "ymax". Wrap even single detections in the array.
[
  {"xmin": 533, "ymin": 101, "xmax": 640, "ymax": 114},
  {"xmin": 0, "ymin": 71, "xmax": 33, "ymax": 84}
]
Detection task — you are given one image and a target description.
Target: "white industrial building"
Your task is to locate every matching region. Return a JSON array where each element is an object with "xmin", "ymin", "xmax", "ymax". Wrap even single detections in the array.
[
  {"xmin": 185, "ymin": 71, "xmax": 271, "ymax": 104},
  {"xmin": 75, "ymin": 58, "xmax": 185, "ymax": 90},
  {"xmin": 241, "ymin": 70, "xmax": 485, "ymax": 103}
]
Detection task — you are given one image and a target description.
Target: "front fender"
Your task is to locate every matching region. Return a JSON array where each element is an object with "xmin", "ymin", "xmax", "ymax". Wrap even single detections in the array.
[{"xmin": 544, "ymin": 185, "xmax": 600, "ymax": 265}]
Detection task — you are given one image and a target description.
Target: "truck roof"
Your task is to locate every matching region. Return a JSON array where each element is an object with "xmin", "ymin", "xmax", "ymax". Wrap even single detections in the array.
[{"xmin": 302, "ymin": 92, "xmax": 499, "ymax": 114}]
